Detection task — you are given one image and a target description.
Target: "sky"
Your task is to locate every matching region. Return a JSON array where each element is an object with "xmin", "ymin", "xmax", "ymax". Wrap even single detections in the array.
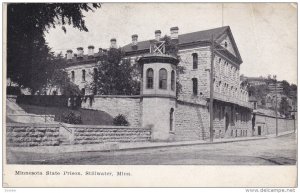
[{"xmin": 45, "ymin": 3, "xmax": 297, "ymax": 84}]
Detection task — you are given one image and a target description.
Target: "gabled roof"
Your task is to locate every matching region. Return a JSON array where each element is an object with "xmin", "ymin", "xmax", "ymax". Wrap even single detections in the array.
[
  {"xmin": 123, "ymin": 26, "xmax": 229, "ymax": 52},
  {"xmin": 122, "ymin": 26, "xmax": 243, "ymax": 64}
]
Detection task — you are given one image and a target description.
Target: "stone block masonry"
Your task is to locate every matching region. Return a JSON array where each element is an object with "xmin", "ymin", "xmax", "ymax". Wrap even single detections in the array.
[
  {"xmin": 255, "ymin": 114, "xmax": 295, "ymax": 136},
  {"xmin": 81, "ymin": 95, "xmax": 142, "ymax": 127},
  {"xmin": 66, "ymin": 125, "xmax": 151, "ymax": 145},
  {"xmin": 7, "ymin": 123, "xmax": 60, "ymax": 147},
  {"xmin": 175, "ymin": 101, "xmax": 210, "ymax": 141}
]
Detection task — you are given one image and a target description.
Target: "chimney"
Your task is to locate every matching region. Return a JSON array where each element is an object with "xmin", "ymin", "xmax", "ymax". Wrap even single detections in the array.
[
  {"xmin": 132, "ymin": 34, "xmax": 138, "ymax": 46},
  {"xmin": 66, "ymin": 50, "xmax": 73, "ymax": 60},
  {"xmin": 77, "ymin": 47, "xmax": 83, "ymax": 58},
  {"xmin": 110, "ymin": 38, "xmax": 117, "ymax": 48},
  {"xmin": 155, "ymin": 30, "xmax": 161, "ymax": 41},
  {"xmin": 170, "ymin": 26, "xmax": 179, "ymax": 39},
  {"xmin": 88, "ymin": 45, "xmax": 94, "ymax": 57}
]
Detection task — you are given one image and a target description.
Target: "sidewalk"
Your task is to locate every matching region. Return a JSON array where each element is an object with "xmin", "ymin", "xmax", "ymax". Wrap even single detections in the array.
[
  {"xmin": 266, "ymin": 130, "xmax": 296, "ymax": 138},
  {"xmin": 8, "ymin": 135, "xmax": 268, "ymax": 154}
]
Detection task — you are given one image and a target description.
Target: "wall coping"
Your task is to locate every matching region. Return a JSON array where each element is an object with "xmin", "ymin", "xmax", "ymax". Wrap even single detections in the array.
[
  {"xmin": 6, "ymin": 123, "xmax": 60, "ymax": 127},
  {"xmin": 91, "ymin": 95, "xmax": 141, "ymax": 99},
  {"xmin": 7, "ymin": 95, "xmax": 17, "ymax": 99},
  {"xmin": 61, "ymin": 123, "xmax": 150, "ymax": 129},
  {"xmin": 256, "ymin": 113, "xmax": 294, "ymax": 120}
]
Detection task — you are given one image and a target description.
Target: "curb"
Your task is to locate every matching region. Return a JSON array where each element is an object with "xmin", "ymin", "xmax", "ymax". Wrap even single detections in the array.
[{"xmin": 113, "ymin": 136, "xmax": 268, "ymax": 152}]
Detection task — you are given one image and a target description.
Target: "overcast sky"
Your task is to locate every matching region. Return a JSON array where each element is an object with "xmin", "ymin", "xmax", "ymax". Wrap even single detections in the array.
[{"xmin": 45, "ymin": 3, "xmax": 297, "ymax": 84}]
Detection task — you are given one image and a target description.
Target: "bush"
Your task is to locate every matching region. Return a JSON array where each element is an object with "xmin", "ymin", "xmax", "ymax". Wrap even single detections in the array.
[
  {"xmin": 7, "ymin": 86, "xmax": 21, "ymax": 95},
  {"xmin": 61, "ymin": 112, "xmax": 82, "ymax": 125},
  {"xmin": 113, "ymin": 114, "xmax": 129, "ymax": 126}
]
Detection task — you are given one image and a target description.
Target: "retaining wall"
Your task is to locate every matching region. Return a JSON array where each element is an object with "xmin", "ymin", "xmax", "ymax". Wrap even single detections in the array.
[
  {"xmin": 81, "ymin": 95, "xmax": 142, "ymax": 127},
  {"xmin": 64, "ymin": 125, "xmax": 151, "ymax": 145},
  {"xmin": 7, "ymin": 123, "xmax": 60, "ymax": 147}
]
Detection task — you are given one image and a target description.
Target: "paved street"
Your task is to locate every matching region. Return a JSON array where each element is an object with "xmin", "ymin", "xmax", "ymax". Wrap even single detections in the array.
[{"xmin": 7, "ymin": 133, "xmax": 297, "ymax": 165}]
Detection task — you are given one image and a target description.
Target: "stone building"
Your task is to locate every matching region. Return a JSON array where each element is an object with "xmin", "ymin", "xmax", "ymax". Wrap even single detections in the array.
[{"xmin": 62, "ymin": 26, "xmax": 253, "ymax": 141}]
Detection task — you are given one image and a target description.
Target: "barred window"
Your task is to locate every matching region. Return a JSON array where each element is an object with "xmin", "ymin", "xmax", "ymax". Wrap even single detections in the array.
[
  {"xmin": 192, "ymin": 78, "xmax": 198, "ymax": 95},
  {"xmin": 82, "ymin": 69, "xmax": 86, "ymax": 81},
  {"xmin": 192, "ymin": 53, "xmax": 198, "ymax": 69}
]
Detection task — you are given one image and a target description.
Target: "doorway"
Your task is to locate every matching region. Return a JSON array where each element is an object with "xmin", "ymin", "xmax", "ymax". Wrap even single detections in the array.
[{"xmin": 258, "ymin": 126, "xmax": 261, "ymax": 136}]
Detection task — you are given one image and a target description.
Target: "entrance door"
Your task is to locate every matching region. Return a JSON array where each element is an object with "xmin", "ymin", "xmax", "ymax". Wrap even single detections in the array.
[
  {"xmin": 258, "ymin": 126, "xmax": 261, "ymax": 136},
  {"xmin": 225, "ymin": 113, "xmax": 229, "ymax": 132}
]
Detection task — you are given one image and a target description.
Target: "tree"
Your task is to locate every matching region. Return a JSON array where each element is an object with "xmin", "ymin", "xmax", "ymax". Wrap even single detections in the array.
[
  {"xmin": 279, "ymin": 97, "xmax": 291, "ymax": 117},
  {"xmin": 247, "ymin": 84, "xmax": 269, "ymax": 107},
  {"xmin": 7, "ymin": 3, "xmax": 101, "ymax": 94},
  {"xmin": 45, "ymin": 54, "xmax": 80, "ymax": 96},
  {"xmin": 91, "ymin": 48, "xmax": 140, "ymax": 95},
  {"xmin": 281, "ymin": 80, "xmax": 291, "ymax": 96}
]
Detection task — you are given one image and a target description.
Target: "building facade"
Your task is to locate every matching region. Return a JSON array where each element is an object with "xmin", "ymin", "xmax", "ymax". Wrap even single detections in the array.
[{"xmin": 62, "ymin": 26, "xmax": 253, "ymax": 141}]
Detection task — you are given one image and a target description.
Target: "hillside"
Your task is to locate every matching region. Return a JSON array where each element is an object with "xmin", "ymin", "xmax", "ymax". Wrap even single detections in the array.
[{"xmin": 18, "ymin": 104, "xmax": 114, "ymax": 125}]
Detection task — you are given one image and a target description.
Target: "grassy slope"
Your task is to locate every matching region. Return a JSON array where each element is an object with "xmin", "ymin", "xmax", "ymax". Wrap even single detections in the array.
[{"xmin": 18, "ymin": 104, "xmax": 113, "ymax": 125}]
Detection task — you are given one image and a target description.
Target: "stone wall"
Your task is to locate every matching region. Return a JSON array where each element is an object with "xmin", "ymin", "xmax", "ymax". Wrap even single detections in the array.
[
  {"xmin": 7, "ymin": 123, "xmax": 60, "ymax": 147},
  {"xmin": 65, "ymin": 125, "xmax": 151, "ymax": 144},
  {"xmin": 81, "ymin": 95, "xmax": 142, "ymax": 127},
  {"xmin": 175, "ymin": 101, "xmax": 210, "ymax": 141},
  {"xmin": 254, "ymin": 114, "xmax": 295, "ymax": 136},
  {"xmin": 174, "ymin": 100, "xmax": 252, "ymax": 141}
]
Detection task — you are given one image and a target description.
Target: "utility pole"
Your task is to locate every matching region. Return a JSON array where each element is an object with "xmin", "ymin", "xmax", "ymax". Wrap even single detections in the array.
[
  {"xmin": 273, "ymin": 75, "xmax": 278, "ymax": 137},
  {"xmin": 209, "ymin": 34, "xmax": 215, "ymax": 142}
]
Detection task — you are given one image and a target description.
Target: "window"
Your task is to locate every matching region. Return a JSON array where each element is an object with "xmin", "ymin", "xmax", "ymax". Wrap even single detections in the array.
[
  {"xmin": 82, "ymin": 69, "xmax": 86, "ymax": 81},
  {"xmin": 170, "ymin": 108, "xmax": 174, "ymax": 132},
  {"xmin": 192, "ymin": 78, "xmax": 198, "ymax": 95},
  {"xmin": 93, "ymin": 68, "xmax": 98, "ymax": 80},
  {"xmin": 192, "ymin": 53, "xmax": 198, "ymax": 69},
  {"xmin": 71, "ymin": 71, "xmax": 75, "ymax": 82},
  {"xmin": 146, "ymin": 68, "xmax": 154, "ymax": 89},
  {"xmin": 159, "ymin": 68, "xmax": 167, "ymax": 89},
  {"xmin": 81, "ymin": 88, "xmax": 85, "ymax": 95},
  {"xmin": 171, "ymin": 70, "xmax": 175, "ymax": 91},
  {"xmin": 224, "ymin": 41, "xmax": 228, "ymax": 48}
]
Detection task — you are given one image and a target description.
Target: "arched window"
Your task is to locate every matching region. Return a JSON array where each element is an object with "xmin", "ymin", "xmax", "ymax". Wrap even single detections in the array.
[
  {"xmin": 192, "ymin": 53, "xmax": 198, "ymax": 69},
  {"xmin": 192, "ymin": 78, "xmax": 198, "ymax": 95},
  {"xmin": 171, "ymin": 70, "xmax": 175, "ymax": 91},
  {"xmin": 71, "ymin": 71, "xmax": 75, "ymax": 82},
  {"xmin": 82, "ymin": 69, "xmax": 86, "ymax": 81},
  {"xmin": 146, "ymin": 68, "xmax": 154, "ymax": 89},
  {"xmin": 159, "ymin": 68, "xmax": 167, "ymax": 89}
]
